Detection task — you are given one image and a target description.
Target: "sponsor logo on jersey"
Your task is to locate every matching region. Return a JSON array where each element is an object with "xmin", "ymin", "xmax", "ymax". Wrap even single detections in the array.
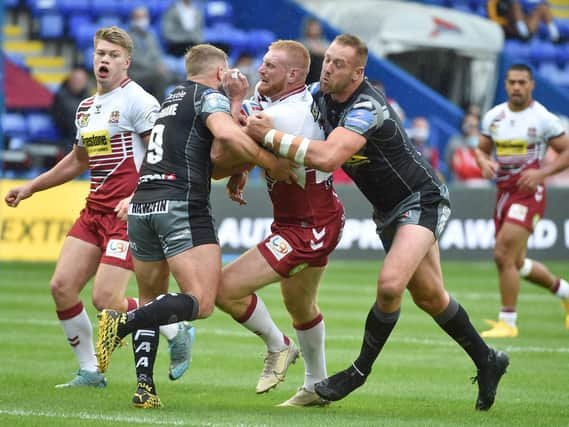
[
  {"xmin": 344, "ymin": 154, "xmax": 369, "ymax": 166},
  {"xmin": 108, "ymin": 109, "xmax": 120, "ymax": 124},
  {"xmin": 528, "ymin": 127, "xmax": 536, "ymax": 137},
  {"xmin": 344, "ymin": 108, "xmax": 375, "ymax": 134},
  {"xmin": 129, "ymin": 200, "xmax": 169, "ymax": 215},
  {"xmin": 265, "ymin": 235, "xmax": 292, "ymax": 261},
  {"xmin": 203, "ymin": 90, "xmax": 230, "ymax": 113},
  {"xmin": 82, "ymin": 130, "xmax": 112, "ymax": 156},
  {"xmin": 78, "ymin": 113, "xmax": 90, "ymax": 128},
  {"xmin": 495, "ymin": 139, "xmax": 528, "ymax": 156},
  {"xmin": 138, "ymin": 173, "xmax": 177, "ymax": 184},
  {"xmin": 106, "ymin": 239, "xmax": 129, "ymax": 260},
  {"xmin": 508, "ymin": 203, "xmax": 528, "ymax": 222},
  {"xmin": 94, "ymin": 104, "xmax": 102, "ymax": 114}
]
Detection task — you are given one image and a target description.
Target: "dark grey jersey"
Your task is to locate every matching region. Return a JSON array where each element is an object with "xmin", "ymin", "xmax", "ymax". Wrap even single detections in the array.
[
  {"xmin": 312, "ymin": 80, "xmax": 447, "ymax": 215},
  {"xmin": 133, "ymin": 81, "xmax": 231, "ymax": 207}
]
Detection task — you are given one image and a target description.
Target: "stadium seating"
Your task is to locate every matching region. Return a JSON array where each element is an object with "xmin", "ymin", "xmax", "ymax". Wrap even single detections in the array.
[
  {"xmin": 38, "ymin": 12, "xmax": 65, "ymax": 40},
  {"xmin": 205, "ymin": 1, "xmax": 234, "ymax": 27},
  {"xmin": 3, "ymin": 113, "xmax": 29, "ymax": 140},
  {"xmin": 27, "ymin": 113, "xmax": 61, "ymax": 143}
]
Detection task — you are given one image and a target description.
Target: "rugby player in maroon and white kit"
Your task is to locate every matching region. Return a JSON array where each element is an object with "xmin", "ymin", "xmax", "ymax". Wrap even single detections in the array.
[
  {"xmin": 216, "ymin": 40, "xmax": 344, "ymax": 407},
  {"xmin": 4, "ymin": 27, "xmax": 192, "ymax": 388},
  {"xmin": 476, "ymin": 63, "xmax": 569, "ymax": 338}
]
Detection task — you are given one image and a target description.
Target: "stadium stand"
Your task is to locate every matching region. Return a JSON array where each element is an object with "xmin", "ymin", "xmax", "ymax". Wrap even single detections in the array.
[{"xmin": 2, "ymin": 0, "xmax": 567, "ymax": 181}]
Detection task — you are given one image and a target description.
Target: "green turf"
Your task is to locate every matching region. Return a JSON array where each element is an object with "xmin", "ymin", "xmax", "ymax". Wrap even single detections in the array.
[{"xmin": 1, "ymin": 260, "xmax": 568, "ymax": 426}]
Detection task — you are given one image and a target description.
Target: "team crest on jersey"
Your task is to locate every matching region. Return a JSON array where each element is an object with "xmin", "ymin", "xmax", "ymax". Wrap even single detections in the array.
[
  {"xmin": 106, "ymin": 239, "xmax": 129, "ymax": 260},
  {"xmin": 108, "ymin": 109, "xmax": 120, "ymax": 124},
  {"xmin": 265, "ymin": 235, "xmax": 292, "ymax": 261},
  {"xmin": 528, "ymin": 127, "xmax": 536, "ymax": 137},
  {"xmin": 94, "ymin": 105, "xmax": 102, "ymax": 114},
  {"xmin": 78, "ymin": 113, "xmax": 90, "ymax": 128}
]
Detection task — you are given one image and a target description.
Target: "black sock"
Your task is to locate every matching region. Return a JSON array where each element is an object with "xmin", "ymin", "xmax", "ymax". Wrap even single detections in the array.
[
  {"xmin": 119, "ymin": 293, "xmax": 199, "ymax": 337},
  {"xmin": 434, "ymin": 297, "xmax": 489, "ymax": 369},
  {"xmin": 354, "ymin": 303, "xmax": 400, "ymax": 376},
  {"xmin": 132, "ymin": 327, "xmax": 159, "ymax": 392}
]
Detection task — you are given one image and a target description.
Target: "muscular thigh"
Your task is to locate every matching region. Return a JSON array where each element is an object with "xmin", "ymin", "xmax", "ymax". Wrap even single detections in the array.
[
  {"xmin": 220, "ymin": 246, "xmax": 283, "ymax": 301},
  {"xmin": 167, "ymin": 243, "xmax": 222, "ymax": 302}
]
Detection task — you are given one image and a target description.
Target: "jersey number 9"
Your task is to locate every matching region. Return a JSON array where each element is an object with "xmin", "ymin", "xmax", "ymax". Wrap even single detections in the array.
[{"xmin": 146, "ymin": 124, "xmax": 165, "ymax": 164}]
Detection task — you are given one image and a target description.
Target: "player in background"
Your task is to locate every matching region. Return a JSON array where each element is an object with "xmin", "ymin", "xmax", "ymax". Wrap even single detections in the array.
[
  {"xmin": 475, "ymin": 63, "xmax": 569, "ymax": 338},
  {"xmin": 246, "ymin": 34, "xmax": 509, "ymax": 411},
  {"xmin": 215, "ymin": 40, "xmax": 344, "ymax": 407},
  {"xmin": 4, "ymin": 27, "xmax": 193, "ymax": 388},
  {"xmin": 95, "ymin": 44, "xmax": 296, "ymax": 408}
]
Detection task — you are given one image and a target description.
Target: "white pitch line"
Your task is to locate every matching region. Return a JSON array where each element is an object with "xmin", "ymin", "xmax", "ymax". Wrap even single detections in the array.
[
  {"xmin": 0, "ymin": 409, "xmax": 267, "ymax": 427},
  {"xmin": 1, "ymin": 317, "xmax": 568, "ymax": 353}
]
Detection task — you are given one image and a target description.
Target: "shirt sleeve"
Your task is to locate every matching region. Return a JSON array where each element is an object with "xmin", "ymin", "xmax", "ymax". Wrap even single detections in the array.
[
  {"xmin": 199, "ymin": 88, "xmax": 232, "ymax": 120},
  {"xmin": 130, "ymin": 90, "xmax": 161, "ymax": 136},
  {"xmin": 340, "ymin": 96, "xmax": 385, "ymax": 139}
]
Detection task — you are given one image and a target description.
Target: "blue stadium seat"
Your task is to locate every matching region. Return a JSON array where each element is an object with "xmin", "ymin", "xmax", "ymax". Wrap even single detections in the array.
[
  {"xmin": 97, "ymin": 15, "xmax": 124, "ymax": 29},
  {"xmin": 246, "ymin": 29, "xmax": 277, "ymax": 55},
  {"xmin": 27, "ymin": 0, "xmax": 58, "ymax": 16},
  {"xmin": 558, "ymin": 20, "xmax": 569, "ymax": 39},
  {"xmin": 3, "ymin": 113, "xmax": 28, "ymax": 139},
  {"xmin": 27, "ymin": 113, "xmax": 61, "ymax": 143},
  {"xmin": 58, "ymin": 0, "xmax": 91, "ymax": 16},
  {"xmin": 91, "ymin": 0, "xmax": 124, "ymax": 18},
  {"xmin": 5, "ymin": 0, "xmax": 20, "ymax": 7},
  {"xmin": 38, "ymin": 12, "xmax": 65, "ymax": 39},
  {"xmin": 205, "ymin": 1, "xmax": 234, "ymax": 27},
  {"xmin": 71, "ymin": 23, "xmax": 100, "ymax": 49},
  {"xmin": 204, "ymin": 25, "xmax": 248, "ymax": 54},
  {"xmin": 529, "ymin": 39, "xmax": 558, "ymax": 65},
  {"xmin": 555, "ymin": 43, "xmax": 569, "ymax": 66},
  {"xmin": 503, "ymin": 39, "xmax": 532, "ymax": 62}
]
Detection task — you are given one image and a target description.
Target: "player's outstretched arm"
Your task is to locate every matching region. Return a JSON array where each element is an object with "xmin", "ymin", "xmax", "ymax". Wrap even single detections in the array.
[
  {"xmin": 208, "ymin": 112, "xmax": 296, "ymax": 183},
  {"xmin": 246, "ymin": 113, "xmax": 366, "ymax": 172},
  {"xmin": 4, "ymin": 145, "xmax": 89, "ymax": 207}
]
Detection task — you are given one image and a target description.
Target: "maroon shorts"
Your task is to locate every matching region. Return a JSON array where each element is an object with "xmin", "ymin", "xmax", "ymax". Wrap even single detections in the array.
[
  {"xmin": 257, "ymin": 213, "xmax": 345, "ymax": 278},
  {"xmin": 494, "ymin": 185, "xmax": 546, "ymax": 234},
  {"xmin": 67, "ymin": 207, "xmax": 133, "ymax": 270}
]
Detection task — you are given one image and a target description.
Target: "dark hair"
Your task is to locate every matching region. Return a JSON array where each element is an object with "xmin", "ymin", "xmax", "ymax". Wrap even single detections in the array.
[{"xmin": 507, "ymin": 63, "xmax": 533, "ymax": 80}]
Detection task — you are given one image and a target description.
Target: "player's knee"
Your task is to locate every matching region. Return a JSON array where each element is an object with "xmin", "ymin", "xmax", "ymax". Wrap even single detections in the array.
[
  {"xmin": 50, "ymin": 278, "xmax": 67, "ymax": 302},
  {"xmin": 197, "ymin": 299, "xmax": 215, "ymax": 318},
  {"xmin": 91, "ymin": 290, "xmax": 121, "ymax": 312},
  {"xmin": 493, "ymin": 246, "xmax": 511, "ymax": 269},
  {"xmin": 378, "ymin": 273, "xmax": 404, "ymax": 303}
]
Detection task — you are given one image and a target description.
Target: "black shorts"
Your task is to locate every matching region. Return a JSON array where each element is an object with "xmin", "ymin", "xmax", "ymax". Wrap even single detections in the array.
[
  {"xmin": 373, "ymin": 186, "xmax": 451, "ymax": 252},
  {"xmin": 127, "ymin": 200, "xmax": 218, "ymax": 261}
]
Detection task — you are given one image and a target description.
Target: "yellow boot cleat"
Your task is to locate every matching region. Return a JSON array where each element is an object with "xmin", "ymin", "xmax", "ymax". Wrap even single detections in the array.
[
  {"xmin": 480, "ymin": 320, "xmax": 518, "ymax": 338},
  {"xmin": 562, "ymin": 300, "xmax": 569, "ymax": 330}
]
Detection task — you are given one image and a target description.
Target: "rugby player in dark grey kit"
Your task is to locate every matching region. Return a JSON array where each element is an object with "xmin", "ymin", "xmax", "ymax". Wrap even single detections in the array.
[
  {"xmin": 96, "ymin": 44, "xmax": 295, "ymax": 408},
  {"xmin": 246, "ymin": 34, "xmax": 509, "ymax": 411}
]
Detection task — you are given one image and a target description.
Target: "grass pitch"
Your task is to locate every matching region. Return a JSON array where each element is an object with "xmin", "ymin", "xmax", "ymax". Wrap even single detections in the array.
[{"xmin": 1, "ymin": 260, "xmax": 568, "ymax": 426}]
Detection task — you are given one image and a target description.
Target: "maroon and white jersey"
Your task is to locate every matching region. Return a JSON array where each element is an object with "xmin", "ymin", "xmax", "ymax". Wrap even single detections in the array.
[
  {"xmin": 75, "ymin": 78, "xmax": 159, "ymax": 212},
  {"xmin": 254, "ymin": 85, "xmax": 343, "ymax": 226},
  {"xmin": 481, "ymin": 100, "xmax": 565, "ymax": 190}
]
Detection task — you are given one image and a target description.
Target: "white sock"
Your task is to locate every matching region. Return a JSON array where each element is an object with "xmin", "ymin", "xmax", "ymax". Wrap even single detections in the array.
[
  {"xmin": 160, "ymin": 323, "xmax": 180, "ymax": 341},
  {"xmin": 554, "ymin": 278, "xmax": 569, "ymax": 299},
  {"xmin": 59, "ymin": 305, "xmax": 98, "ymax": 372},
  {"xmin": 548, "ymin": 22, "xmax": 560, "ymax": 42},
  {"xmin": 295, "ymin": 316, "xmax": 327, "ymax": 392},
  {"xmin": 499, "ymin": 310, "xmax": 518, "ymax": 328},
  {"xmin": 516, "ymin": 21, "xmax": 530, "ymax": 38},
  {"xmin": 240, "ymin": 295, "xmax": 286, "ymax": 352}
]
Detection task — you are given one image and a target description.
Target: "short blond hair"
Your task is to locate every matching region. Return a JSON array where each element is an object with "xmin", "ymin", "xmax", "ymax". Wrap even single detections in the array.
[
  {"xmin": 185, "ymin": 44, "xmax": 228, "ymax": 77},
  {"xmin": 269, "ymin": 40, "xmax": 310, "ymax": 77},
  {"xmin": 334, "ymin": 34, "xmax": 368, "ymax": 67},
  {"xmin": 93, "ymin": 26, "xmax": 133, "ymax": 54}
]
